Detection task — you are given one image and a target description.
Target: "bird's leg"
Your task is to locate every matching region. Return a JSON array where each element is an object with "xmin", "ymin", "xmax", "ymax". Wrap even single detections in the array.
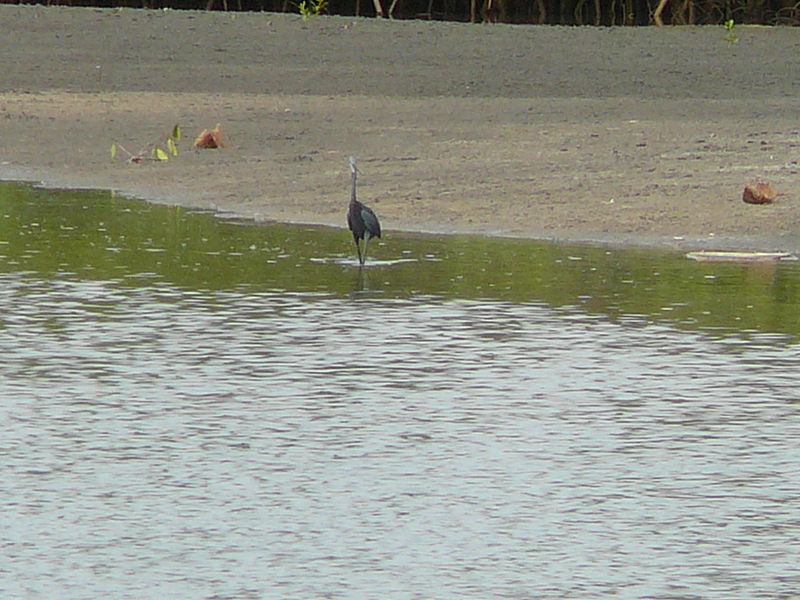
[
  {"xmin": 355, "ymin": 239, "xmax": 364, "ymax": 265},
  {"xmin": 362, "ymin": 235, "xmax": 371, "ymax": 265}
]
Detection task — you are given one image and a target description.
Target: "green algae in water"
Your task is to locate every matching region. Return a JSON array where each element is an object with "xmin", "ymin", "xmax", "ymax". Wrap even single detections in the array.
[{"xmin": 2, "ymin": 181, "xmax": 800, "ymax": 339}]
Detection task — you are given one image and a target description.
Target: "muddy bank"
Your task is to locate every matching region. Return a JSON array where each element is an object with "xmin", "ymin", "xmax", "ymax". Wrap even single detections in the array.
[{"xmin": 2, "ymin": 5, "xmax": 799, "ymax": 251}]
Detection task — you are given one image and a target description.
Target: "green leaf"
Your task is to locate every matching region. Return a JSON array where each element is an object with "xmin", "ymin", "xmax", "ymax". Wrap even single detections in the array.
[{"xmin": 153, "ymin": 147, "xmax": 169, "ymax": 161}]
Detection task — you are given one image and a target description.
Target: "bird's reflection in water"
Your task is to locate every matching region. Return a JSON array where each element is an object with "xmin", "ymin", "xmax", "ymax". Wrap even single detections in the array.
[{"xmin": 351, "ymin": 265, "xmax": 382, "ymax": 296}]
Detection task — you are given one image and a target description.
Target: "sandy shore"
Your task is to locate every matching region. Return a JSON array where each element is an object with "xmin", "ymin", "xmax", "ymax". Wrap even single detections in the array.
[{"xmin": 2, "ymin": 5, "xmax": 799, "ymax": 250}]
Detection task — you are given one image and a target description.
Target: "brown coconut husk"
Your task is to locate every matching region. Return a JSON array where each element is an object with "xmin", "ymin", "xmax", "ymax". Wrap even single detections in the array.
[
  {"xmin": 194, "ymin": 123, "xmax": 225, "ymax": 149},
  {"xmin": 742, "ymin": 179, "xmax": 776, "ymax": 205}
]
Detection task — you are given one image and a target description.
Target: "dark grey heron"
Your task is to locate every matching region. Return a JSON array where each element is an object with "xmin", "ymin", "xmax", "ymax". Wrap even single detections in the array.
[{"xmin": 346, "ymin": 156, "xmax": 382, "ymax": 266}]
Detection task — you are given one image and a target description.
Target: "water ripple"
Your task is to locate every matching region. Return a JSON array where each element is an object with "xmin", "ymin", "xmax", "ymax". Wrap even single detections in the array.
[{"xmin": 2, "ymin": 274, "xmax": 799, "ymax": 599}]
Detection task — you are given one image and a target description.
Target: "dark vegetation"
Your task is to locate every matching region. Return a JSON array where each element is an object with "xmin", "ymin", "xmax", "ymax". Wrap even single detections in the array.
[{"xmin": 3, "ymin": 0, "xmax": 800, "ymax": 24}]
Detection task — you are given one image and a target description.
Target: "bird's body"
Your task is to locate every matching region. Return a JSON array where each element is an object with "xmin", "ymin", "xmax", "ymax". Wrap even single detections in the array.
[{"xmin": 347, "ymin": 157, "xmax": 381, "ymax": 266}]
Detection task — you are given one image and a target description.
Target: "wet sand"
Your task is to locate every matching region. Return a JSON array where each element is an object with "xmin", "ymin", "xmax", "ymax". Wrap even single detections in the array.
[{"xmin": 2, "ymin": 5, "xmax": 799, "ymax": 250}]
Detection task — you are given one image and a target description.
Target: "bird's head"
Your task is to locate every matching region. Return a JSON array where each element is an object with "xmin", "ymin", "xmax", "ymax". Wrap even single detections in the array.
[{"xmin": 348, "ymin": 156, "xmax": 359, "ymax": 175}]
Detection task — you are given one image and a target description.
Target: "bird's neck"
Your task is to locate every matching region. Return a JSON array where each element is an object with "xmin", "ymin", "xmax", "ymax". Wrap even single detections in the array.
[{"xmin": 350, "ymin": 172, "xmax": 358, "ymax": 204}]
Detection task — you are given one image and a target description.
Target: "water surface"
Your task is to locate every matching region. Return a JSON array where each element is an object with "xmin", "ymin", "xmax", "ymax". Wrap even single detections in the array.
[{"xmin": 1, "ymin": 183, "xmax": 799, "ymax": 599}]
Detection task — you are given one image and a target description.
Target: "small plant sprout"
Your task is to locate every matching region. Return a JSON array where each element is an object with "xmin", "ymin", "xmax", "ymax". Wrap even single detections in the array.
[
  {"xmin": 724, "ymin": 19, "xmax": 739, "ymax": 43},
  {"xmin": 111, "ymin": 124, "xmax": 182, "ymax": 163},
  {"xmin": 298, "ymin": 0, "xmax": 327, "ymax": 21}
]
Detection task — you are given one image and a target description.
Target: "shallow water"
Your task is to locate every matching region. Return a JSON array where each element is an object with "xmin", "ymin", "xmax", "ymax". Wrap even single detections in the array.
[{"xmin": 2, "ymin": 183, "xmax": 800, "ymax": 599}]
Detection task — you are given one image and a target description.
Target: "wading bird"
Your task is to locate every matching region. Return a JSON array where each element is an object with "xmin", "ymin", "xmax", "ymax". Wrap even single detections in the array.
[{"xmin": 347, "ymin": 156, "xmax": 382, "ymax": 266}]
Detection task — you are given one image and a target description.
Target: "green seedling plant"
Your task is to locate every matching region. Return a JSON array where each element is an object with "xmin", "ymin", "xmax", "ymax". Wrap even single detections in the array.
[
  {"xmin": 298, "ymin": 0, "xmax": 327, "ymax": 21},
  {"xmin": 724, "ymin": 19, "xmax": 739, "ymax": 43},
  {"xmin": 111, "ymin": 124, "xmax": 182, "ymax": 163}
]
